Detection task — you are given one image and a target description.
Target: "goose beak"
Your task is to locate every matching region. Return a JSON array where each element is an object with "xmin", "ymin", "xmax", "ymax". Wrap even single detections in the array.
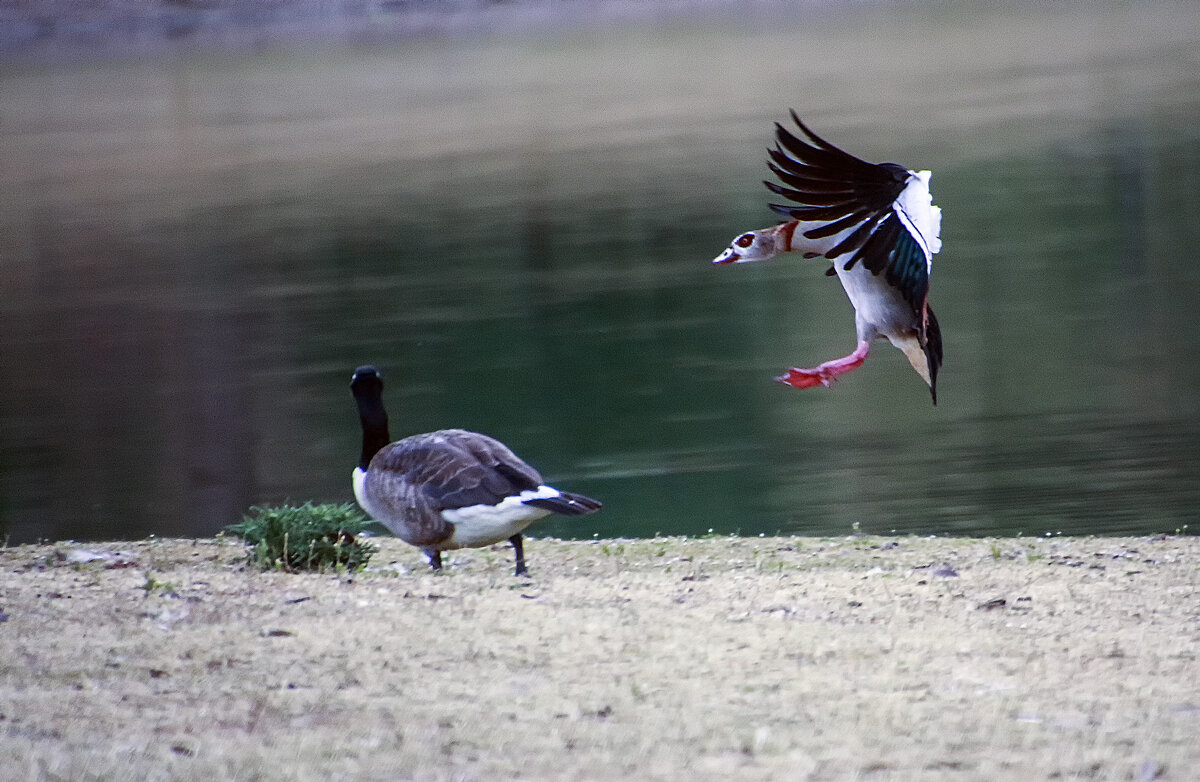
[{"xmin": 713, "ymin": 247, "xmax": 740, "ymax": 264}]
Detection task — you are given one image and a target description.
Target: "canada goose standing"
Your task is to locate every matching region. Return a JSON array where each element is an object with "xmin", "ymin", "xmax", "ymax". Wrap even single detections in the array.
[
  {"xmin": 350, "ymin": 366, "xmax": 601, "ymax": 576},
  {"xmin": 713, "ymin": 111, "xmax": 944, "ymax": 404}
]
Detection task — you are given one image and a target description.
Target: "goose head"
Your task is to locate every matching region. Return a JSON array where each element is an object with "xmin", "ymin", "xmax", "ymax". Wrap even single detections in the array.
[{"xmin": 713, "ymin": 228, "xmax": 783, "ymax": 264}]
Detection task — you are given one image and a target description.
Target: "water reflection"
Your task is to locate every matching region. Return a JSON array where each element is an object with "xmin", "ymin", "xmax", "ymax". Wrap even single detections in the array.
[{"xmin": 2, "ymin": 3, "xmax": 1199, "ymax": 544}]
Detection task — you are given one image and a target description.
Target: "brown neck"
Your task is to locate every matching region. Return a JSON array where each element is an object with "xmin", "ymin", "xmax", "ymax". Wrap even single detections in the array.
[{"xmin": 773, "ymin": 220, "xmax": 799, "ymax": 253}]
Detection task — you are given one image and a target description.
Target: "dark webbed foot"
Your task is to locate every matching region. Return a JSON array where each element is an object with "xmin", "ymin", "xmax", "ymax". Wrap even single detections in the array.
[{"xmin": 510, "ymin": 534, "xmax": 529, "ymax": 577}]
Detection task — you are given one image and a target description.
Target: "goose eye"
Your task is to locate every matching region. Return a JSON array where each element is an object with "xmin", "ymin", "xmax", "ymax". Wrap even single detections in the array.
[{"xmin": 735, "ymin": 234, "xmax": 755, "ymax": 248}]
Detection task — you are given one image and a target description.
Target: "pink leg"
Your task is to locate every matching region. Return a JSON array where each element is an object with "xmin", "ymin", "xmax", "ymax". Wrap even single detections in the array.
[{"xmin": 776, "ymin": 340, "xmax": 870, "ymax": 389}]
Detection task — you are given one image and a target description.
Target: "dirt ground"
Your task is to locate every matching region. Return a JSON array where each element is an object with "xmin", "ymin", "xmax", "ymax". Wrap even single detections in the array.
[{"xmin": 1, "ymin": 533, "xmax": 1197, "ymax": 781}]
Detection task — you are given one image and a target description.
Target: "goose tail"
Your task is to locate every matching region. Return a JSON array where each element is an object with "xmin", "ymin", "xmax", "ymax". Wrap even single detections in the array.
[{"xmin": 523, "ymin": 490, "xmax": 603, "ymax": 516}]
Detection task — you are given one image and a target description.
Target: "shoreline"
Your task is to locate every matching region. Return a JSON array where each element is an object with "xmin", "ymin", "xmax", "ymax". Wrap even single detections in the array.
[{"xmin": 3, "ymin": 533, "xmax": 1197, "ymax": 780}]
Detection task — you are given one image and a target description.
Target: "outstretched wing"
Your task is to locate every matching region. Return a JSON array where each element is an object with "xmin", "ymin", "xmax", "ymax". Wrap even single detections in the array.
[{"xmin": 766, "ymin": 111, "xmax": 936, "ymax": 311}]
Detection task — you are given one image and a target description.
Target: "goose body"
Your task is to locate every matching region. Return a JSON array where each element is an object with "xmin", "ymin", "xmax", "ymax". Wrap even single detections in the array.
[
  {"xmin": 350, "ymin": 366, "xmax": 601, "ymax": 575},
  {"xmin": 713, "ymin": 111, "xmax": 944, "ymax": 404}
]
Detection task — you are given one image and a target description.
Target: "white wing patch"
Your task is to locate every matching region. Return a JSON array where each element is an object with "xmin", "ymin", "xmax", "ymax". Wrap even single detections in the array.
[
  {"xmin": 893, "ymin": 170, "xmax": 942, "ymax": 268},
  {"xmin": 441, "ymin": 486, "xmax": 559, "ymax": 549}
]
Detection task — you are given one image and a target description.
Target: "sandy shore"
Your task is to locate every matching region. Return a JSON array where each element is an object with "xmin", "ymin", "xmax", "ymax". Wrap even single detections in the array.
[{"xmin": 1, "ymin": 533, "xmax": 1197, "ymax": 780}]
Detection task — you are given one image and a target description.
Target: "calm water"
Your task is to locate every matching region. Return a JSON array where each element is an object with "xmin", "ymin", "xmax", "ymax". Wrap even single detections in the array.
[{"xmin": 2, "ymin": 3, "xmax": 1199, "ymax": 544}]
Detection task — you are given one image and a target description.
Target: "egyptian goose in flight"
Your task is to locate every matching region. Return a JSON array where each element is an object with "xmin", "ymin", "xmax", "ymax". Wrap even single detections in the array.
[
  {"xmin": 350, "ymin": 366, "xmax": 601, "ymax": 576},
  {"xmin": 713, "ymin": 111, "xmax": 944, "ymax": 404}
]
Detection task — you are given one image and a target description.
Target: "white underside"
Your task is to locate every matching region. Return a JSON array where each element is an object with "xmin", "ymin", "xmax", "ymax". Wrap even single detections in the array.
[
  {"xmin": 834, "ymin": 263, "xmax": 931, "ymax": 382},
  {"xmin": 354, "ymin": 467, "xmax": 557, "ymax": 549},
  {"xmin": 441, "ymin": 486, "xmax": 558, "ymax": 549},
  {"xmin": 835, "ymin": 262, "xmax": 914, "ymax": 341}
]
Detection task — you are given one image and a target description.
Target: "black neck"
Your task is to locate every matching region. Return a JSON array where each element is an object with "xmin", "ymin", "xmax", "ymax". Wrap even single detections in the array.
[{"xmin": 351, "ymin": 381, "xmax": 391, "ymax": 470}]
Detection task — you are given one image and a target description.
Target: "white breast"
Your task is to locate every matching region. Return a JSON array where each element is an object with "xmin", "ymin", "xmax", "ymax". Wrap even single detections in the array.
[{"xmin": 834, "ymin": 262, "xmax": 916, "ymax": 343}]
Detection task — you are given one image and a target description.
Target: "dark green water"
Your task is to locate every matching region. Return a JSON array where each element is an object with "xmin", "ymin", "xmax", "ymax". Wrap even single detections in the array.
[{"xmin": 2, "ymin": 3, "xmax": 1199, "ymax": 544}]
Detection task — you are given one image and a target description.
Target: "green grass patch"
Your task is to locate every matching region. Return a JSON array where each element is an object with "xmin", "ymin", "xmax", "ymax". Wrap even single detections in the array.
[{"xmin": 226, "ymin": 503, "xmax": 376, "ymax": 573}]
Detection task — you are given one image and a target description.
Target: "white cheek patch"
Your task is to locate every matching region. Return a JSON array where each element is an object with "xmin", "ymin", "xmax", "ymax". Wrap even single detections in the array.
[{"xmin": 441, "ymin": 486, "xmax": 559, "ymax": 549}]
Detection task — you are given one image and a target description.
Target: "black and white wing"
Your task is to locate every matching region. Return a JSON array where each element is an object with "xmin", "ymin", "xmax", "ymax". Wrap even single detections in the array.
[{"xmin": 765, "ymin": 111, "xmax": 942, "ymax": 312}]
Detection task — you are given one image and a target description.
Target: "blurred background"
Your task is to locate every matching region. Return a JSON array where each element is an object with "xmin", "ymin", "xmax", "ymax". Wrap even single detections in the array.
[{"xmin": 2, "ymin": 1, "xmax": 1198, "ymax": 544}]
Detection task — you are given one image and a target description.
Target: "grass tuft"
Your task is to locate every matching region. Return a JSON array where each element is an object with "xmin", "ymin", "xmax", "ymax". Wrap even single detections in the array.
[{"xmin": 226, "ymin": 503, "xmax": 376, "ymax": 573}]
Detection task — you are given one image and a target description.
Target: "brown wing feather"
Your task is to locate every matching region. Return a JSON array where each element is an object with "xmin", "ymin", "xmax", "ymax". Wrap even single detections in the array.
[{"xmin": 363, "ymin": 430, "xmax": 545, "ymax": 546}]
